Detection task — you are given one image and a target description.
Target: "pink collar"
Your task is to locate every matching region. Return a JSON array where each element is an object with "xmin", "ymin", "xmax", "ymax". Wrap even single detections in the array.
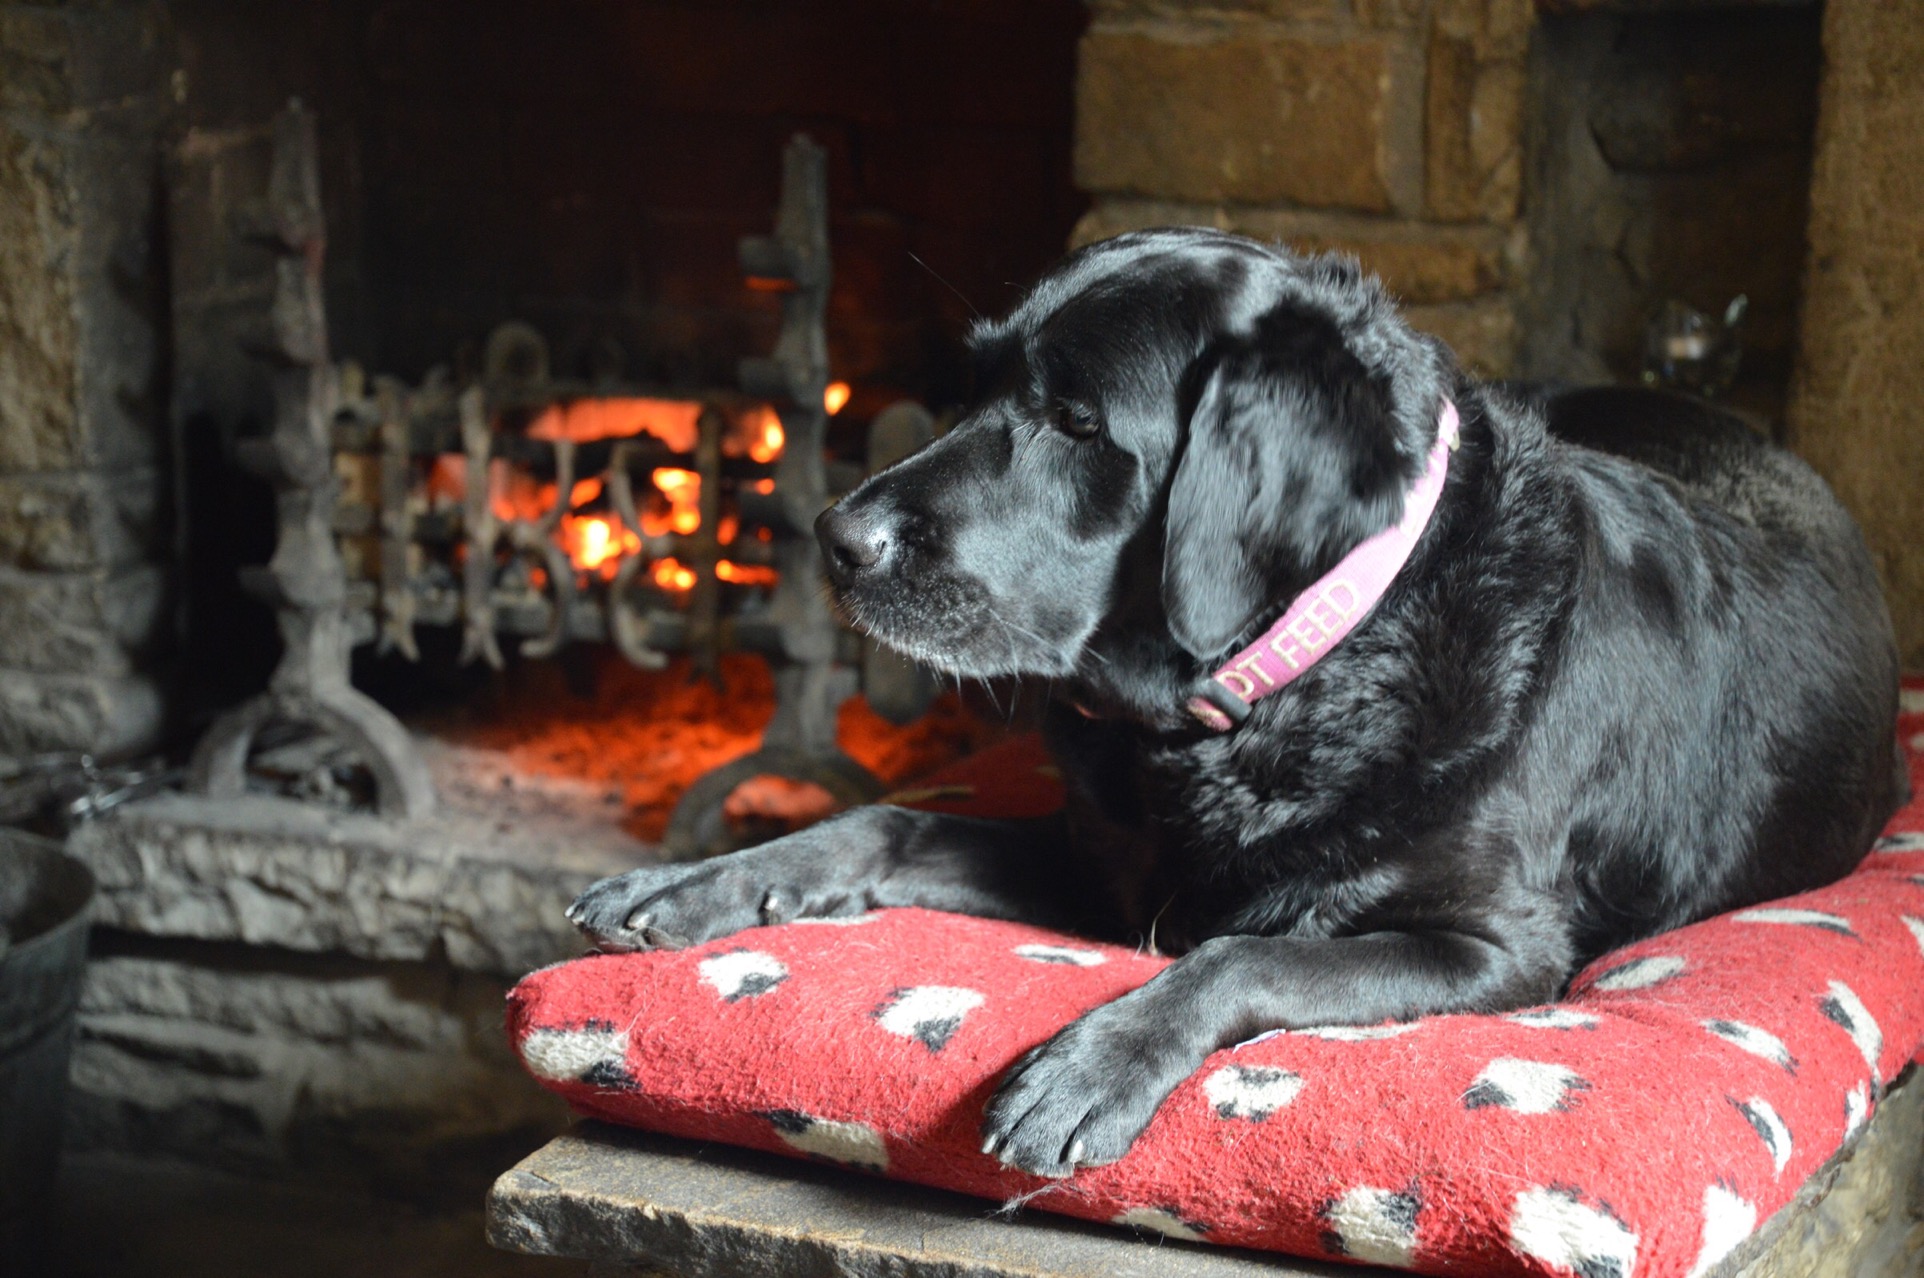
[{"xmin": 1187, "ymin": 401, "xmax": 1461, "ymax": 732}]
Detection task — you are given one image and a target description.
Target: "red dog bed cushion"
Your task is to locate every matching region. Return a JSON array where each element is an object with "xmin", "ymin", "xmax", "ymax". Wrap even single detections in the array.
[{"xmin": 509, "ymin": 683, "xmax": 1924, "ymax": 1278}]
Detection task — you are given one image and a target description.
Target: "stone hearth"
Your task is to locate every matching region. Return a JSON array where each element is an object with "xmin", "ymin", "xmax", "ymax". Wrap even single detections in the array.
[{"xmin": 60, "ymin": 740, "xmax": 635, "ymax": 1186}]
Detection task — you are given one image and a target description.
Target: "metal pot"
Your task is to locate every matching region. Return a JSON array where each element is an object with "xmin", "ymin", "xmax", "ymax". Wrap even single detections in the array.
[{"xmin": 0, "ymin": 828, "xmax": 95, "ymax": 1269}]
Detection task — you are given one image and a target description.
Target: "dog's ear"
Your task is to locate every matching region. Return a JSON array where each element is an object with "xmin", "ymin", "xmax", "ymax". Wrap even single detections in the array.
[{"xmin": 1161, "ymin": 311, "xmax": 1418, "ymax": 660}]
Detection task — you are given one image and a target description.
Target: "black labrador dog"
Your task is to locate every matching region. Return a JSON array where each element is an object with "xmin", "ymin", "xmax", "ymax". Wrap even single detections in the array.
[{"xmin": 570, "ymin": 228, "xmax": 1903, "ymax": 1178}]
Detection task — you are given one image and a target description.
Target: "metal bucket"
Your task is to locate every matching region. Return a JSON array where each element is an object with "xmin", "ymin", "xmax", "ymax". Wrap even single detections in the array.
[{"xmin": 0, "ymin": 829, "xmax": 94, "ymax": 1269}]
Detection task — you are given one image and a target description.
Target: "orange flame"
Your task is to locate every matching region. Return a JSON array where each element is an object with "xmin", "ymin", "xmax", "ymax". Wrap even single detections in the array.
[
  {"xmin": 744, "ymin": 406, "xmax": 784, "ymax": 464},
  {"xmin": 824, "ymin": 381, "xmax": 851, "ymax": 415},
  {"xmin": 527, "ymin": 398, "xmax": 702, "ymax": 451},
  {"xmin": 425, "ymin": 454, "xmax": 467, "ymax": 507}
]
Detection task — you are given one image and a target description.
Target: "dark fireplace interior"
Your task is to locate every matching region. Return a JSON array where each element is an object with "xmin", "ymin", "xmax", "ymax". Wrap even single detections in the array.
[{"xmin": 172, "ymin": 0, "xmax": 1083, "ymax": 396}]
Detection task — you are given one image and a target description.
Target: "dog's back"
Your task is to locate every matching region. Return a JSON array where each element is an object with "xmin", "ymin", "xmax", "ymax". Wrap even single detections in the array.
[
  {"xmin": 1516, "ymin": 385, "xmax": 1903, "ymax": 947},
  {"xmin": 1538, "ymin": 386, "xmax": 1861, "ymax": 550}
]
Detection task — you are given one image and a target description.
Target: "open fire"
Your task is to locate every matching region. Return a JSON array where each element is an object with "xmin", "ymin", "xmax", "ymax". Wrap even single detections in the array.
[{"xmin": 423, "ymin": 386, "xmax": 843, "ymax": 597}]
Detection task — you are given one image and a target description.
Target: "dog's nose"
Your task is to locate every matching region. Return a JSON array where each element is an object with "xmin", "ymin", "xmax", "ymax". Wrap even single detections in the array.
[{"xmin": 816, "ymin": 504, "xmax": 889, "ymax": 585}]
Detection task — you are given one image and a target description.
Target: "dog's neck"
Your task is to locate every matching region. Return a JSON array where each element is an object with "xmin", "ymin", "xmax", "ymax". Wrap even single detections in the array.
[{"xmin": 1185, "ymin": 400, "xmax": 1460, "ymax": 731}]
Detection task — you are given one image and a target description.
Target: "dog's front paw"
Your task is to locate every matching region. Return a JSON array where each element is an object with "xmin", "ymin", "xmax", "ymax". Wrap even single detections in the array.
[
  {"xmin": 566, "ymin": 823, "xmax": 874, "ymax": 951},
  {"xmin": 979, "ymin": 1004, "xmax": 1194, "ymax": 1178},
  {"xmin": 565, "ymin": 861, "xmax": 726, "ymax": 951}
]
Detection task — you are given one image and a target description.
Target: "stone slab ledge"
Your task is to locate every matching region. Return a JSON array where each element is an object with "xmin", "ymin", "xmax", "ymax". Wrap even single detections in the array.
[{"xmin": 66, "ymin": 761, "xmax": 649, "ymax": 977}]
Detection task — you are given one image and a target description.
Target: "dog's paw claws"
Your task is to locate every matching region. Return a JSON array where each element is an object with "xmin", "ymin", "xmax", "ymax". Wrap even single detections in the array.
[{"xmin": 979, "ymin": 1013, "xmax": 1185, "ymax": 1179}]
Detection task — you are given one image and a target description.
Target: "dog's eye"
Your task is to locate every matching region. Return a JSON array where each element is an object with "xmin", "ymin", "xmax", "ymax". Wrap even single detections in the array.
[{"xmin": 1054, "ymin": 402, "xmax": 1101, "ymax": 440}]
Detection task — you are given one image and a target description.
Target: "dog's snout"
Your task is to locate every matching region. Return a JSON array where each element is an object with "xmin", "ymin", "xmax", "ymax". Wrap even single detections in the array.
[{"xmin": 816, "ymin": 504, "xmax": 891, "ymax": 585}]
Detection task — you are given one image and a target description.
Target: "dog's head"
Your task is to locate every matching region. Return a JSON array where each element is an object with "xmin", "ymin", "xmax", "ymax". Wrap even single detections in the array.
[{"xmin": 817, "ymin": 229, "xmax": 1453, "ymax": 719}]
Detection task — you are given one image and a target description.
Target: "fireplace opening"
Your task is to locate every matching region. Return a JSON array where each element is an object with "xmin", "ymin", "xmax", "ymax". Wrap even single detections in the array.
[{"xmin": 158, "ymin": 0, "xmax": 1086, "ymax": 849}]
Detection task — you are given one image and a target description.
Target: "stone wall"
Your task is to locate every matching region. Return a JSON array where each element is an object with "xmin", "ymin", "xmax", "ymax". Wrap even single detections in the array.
[
  {"xmin": 1787, "ymin": 2, "xmax": 1924, "ymax": 671},
  {"xmin": 70, "ymin": 938, "xmax": 563, "ymax": 1202},
  {"xmin": 0, "ymin": 0, "xmax": 171, "ymax": 760},
  {"xmin": 1068, "ymin": 0, "xmax": 1825, "ymax": 413},
  {"xmin": 1070, "ymin": 0, "xmax": 1532, "ymax": 377}
]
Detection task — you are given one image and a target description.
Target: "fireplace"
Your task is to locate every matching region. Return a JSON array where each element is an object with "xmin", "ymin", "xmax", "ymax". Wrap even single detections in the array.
[
  {"xmin": 70, "ymin": 2, "xmax": 1089, "ymax": 868},
  {"xmin": 6, "ymin": 0, "xmax": 1083, "ymax": 1206},
  {"xmin": 184, "ymin": 110, "xmax": 975, "ymax": 858}
]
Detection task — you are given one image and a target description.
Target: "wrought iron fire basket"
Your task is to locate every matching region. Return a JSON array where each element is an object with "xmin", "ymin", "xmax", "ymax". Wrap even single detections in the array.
[{"xmin": 189, "ymin": 102, "xmax": 933, "ymax": 858}]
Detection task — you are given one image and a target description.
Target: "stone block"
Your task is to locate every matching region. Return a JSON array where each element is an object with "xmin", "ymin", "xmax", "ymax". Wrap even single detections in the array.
[
  {"xmin": 1075, "ymin": 25, "xmax": 1414, "ymax": 213},
  {"xmin": 0, "ymin": 467, "xmax": 166, "ymax": 572},
  {"xmin": 71, "ymin": 129, "xmax": 164, "ymax": 473},
  {"xmin": 0, "ymin": 3, "xmax": 162, "ymax": 115},
  {"xmin": 490, "ymin": 1124, "xmax": 1339, "ymax": 1277},
  {"xmin": 65, "ymin": 768, "xmax": 646, "ymax": 975},
  {"xmin": 0, "ymin": 109, "xmax": 164, "ymax": 475},
  {"xmin": 0, "ymin": 7, "xmax": 69, "ymax": 115},
  {"xmin": 0, "ymin": 117, "xmax": 81, "ymax": 474},
  {"xmin": 1071, "ymin": 198, "xmax": 1514, "ymax": 303},
  {"xmin": 1352, "ymin": 0, "xmax": 1430, "ymax": 30},
  {"xmin": 1425, "ymin": 37, "xmax": 1525, "ymax": 223},
  {"xmin": 1086, "ymin": 0, "xmax": 1346, "ymax": 21},
  {"xmin": 1402, "ymin": 296, "xmax": 1517, "ymax": 377},
  {"xmin": 0, "ymin": 563, "xmax": 165, "ymax": 675},
  {"xmin": 0, "ymin": 666, "xmax": 163, "ymax": 757},
  {"xmin": 68, "ymin": 950, "xmax": 566, "ymax": 1180},
  {"xmin": 1431, "ymin": 0, "xmax": 1534, "ymax": 59},
  {"xmin": 1585, "ymin": 16, "xmax": 1819, "ymax": 175}
]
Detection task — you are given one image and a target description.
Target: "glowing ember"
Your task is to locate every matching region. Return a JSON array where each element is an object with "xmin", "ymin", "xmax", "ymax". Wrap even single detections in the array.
[
  {"xmin": 421, "ymin": 651, "xmax": 995, "ymax": 843},
  {"xmin": 744, "ymin": 406, "xmax": 784, "ymax": 464},
  {"xmin": 489, "ymin": 459, "xmax": 558, "ymax": 524},
  {"xmin": 425, "ymin": 454, "xmax": 466, "ymax": 508},
  {"xmin": 715, "ymin": 560, "xmax": 779, "ymax": 587},
  {"xmin": 723, "ymin": 775, "xmax": 838, "ymax": 828},
  {"xmin": 651, "ymin": 557, "xmax": 698, "ymax": 592},
  {"xmin": 650, "ymin": 468, "xmax": 702, "ymax": 536},
  {"xmin": 824, "ymin": 381, "xmax": 851, "ymax": 415},
  {"xmin": 561, "ymin": 513, "xmax": 640, "ymax": 579}
]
